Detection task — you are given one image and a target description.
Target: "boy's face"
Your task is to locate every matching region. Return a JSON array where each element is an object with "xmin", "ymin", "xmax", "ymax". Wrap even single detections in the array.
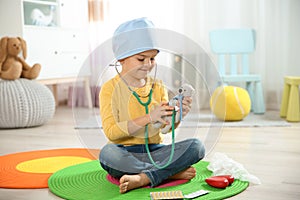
[{"xmin": 120, "ymin": 49, "xmax": 158, "ymax": 80}]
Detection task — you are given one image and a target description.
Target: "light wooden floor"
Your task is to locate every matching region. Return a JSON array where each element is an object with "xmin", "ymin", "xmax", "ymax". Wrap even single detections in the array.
[{"xmin": 0, "ymin": 106, "xmax": 300, "ymax": 200}]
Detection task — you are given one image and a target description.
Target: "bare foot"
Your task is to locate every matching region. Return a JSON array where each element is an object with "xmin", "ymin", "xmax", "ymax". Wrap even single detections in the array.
[
  {"xmin": 169, "ymin": 167, "xmax": 196, "ymax": 180},
  {"xmin": 119, "ymin": 173, "xmax": 150, "ymax": 194}
]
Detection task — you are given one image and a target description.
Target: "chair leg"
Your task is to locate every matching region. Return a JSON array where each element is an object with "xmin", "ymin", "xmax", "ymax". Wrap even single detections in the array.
[
  {"xmin": 252, "ymin": 81, "xmax": 265, "ymax": 114},
  {"xmin": 280, "ymin": 83, "xmax": 290, "ymax": 118},
  {"xmin": 246, "ymin": 82, "xmax": 254, "ymax": 112},
  {"xmin": 286, "ymin": 85, "xmax": 300, "ymax": 122}
]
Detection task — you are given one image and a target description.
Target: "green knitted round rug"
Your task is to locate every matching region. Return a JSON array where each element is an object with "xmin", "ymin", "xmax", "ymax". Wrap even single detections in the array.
[{"xmin": 48, "ymin": 160, "xmax": 249, "ymax": 200}]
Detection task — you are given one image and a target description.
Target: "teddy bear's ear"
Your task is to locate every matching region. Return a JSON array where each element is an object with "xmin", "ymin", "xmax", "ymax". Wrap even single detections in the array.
[
  {"xmin": 0, "ymin": 37, "xmax": 8, "ymax": 62},
  {"xmin": 17, "ymin": 37, "xmax": 27, "ymax": 59}
]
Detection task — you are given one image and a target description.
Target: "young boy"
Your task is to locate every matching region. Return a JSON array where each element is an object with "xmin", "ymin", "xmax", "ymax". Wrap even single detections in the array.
[{"xmin": 99, "ymin": 17, "xmax": 205, "ymax": 193}]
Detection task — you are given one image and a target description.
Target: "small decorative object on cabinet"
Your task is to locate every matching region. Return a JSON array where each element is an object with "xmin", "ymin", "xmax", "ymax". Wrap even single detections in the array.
[{"xmin": 0, "ymin": 0, "xmax": 92, "ymax": 108}]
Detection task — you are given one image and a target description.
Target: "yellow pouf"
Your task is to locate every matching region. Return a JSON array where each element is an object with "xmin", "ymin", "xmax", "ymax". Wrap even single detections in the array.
[{"xmin": 210, "ymin": 86, "xmax": 251, "ymax": 121}]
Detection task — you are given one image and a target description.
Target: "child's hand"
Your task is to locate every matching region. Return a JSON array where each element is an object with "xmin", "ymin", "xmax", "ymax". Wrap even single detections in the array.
[{"xmin": 149, "ymin": 102, "xmax": 174, "ymax": 124}]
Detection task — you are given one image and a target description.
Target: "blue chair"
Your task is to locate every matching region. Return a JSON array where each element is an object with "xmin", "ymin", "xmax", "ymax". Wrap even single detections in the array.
[{"xmin": 209, "ymin": 28, "xmax": 265, "ymax": 114}]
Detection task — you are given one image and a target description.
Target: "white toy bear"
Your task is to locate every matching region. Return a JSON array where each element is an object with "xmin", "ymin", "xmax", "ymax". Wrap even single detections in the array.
[{"xmin": 153, "ymin": 84, "xmax": 195, "ymax": 134}]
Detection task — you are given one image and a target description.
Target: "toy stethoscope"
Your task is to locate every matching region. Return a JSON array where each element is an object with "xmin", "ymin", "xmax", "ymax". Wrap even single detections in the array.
[{"xmin": 114, "ymin": 62, "xmax": 177, "ymax": 169}]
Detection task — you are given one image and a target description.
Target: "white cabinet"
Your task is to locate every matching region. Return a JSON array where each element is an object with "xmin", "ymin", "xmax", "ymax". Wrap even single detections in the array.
[
  {"xmin": 0, "ymin": 0, "xmax": 90, "ymax": 79},
  {"xmin": 59, "ymin": 0, "xmax": 88, "ymax": 29}
]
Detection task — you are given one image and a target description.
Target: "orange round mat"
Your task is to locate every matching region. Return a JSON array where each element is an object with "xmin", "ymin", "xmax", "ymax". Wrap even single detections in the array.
[{"xmin": 0, "ymin": 148, "xmax": 99, "ymax": 189}]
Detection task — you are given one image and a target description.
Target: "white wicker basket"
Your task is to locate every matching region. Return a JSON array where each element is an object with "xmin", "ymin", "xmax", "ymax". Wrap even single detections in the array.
[{"xmin": 0, "ymin": 78, "xmax": 55, "ymax": 128}]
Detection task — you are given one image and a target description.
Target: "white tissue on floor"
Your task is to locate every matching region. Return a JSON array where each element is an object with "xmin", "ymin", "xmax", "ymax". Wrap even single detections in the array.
[{"xmin": 207, "ymin": 152, "xmax": 261, "ymax": 185}]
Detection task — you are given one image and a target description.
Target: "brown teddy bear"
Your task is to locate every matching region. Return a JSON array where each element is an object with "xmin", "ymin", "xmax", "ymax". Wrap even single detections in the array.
[{"xmin": 0, "ymin": 36, "xmax": 41, "ymax": 80}]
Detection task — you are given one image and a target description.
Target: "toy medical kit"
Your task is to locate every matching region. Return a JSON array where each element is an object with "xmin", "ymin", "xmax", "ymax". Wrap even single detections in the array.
[
  {"xmin": 150, "ymin": 189, "xmax": 209, "ymax": 200},
  {"xmin": 205, "ymin": 175, "xmax": 235, "ymax": 189}
]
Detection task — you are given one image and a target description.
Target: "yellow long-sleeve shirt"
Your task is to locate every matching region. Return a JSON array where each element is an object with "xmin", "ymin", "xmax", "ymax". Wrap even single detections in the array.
[{"xmin": 99, "ymin": 75, "xmax": 169, "ymax": 145}]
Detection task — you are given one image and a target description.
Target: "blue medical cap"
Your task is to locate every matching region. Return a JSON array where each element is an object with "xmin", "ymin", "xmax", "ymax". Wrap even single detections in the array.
[{"xmin": 112, "ymin": 17, "xmax": 159, "ymax": 60}]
